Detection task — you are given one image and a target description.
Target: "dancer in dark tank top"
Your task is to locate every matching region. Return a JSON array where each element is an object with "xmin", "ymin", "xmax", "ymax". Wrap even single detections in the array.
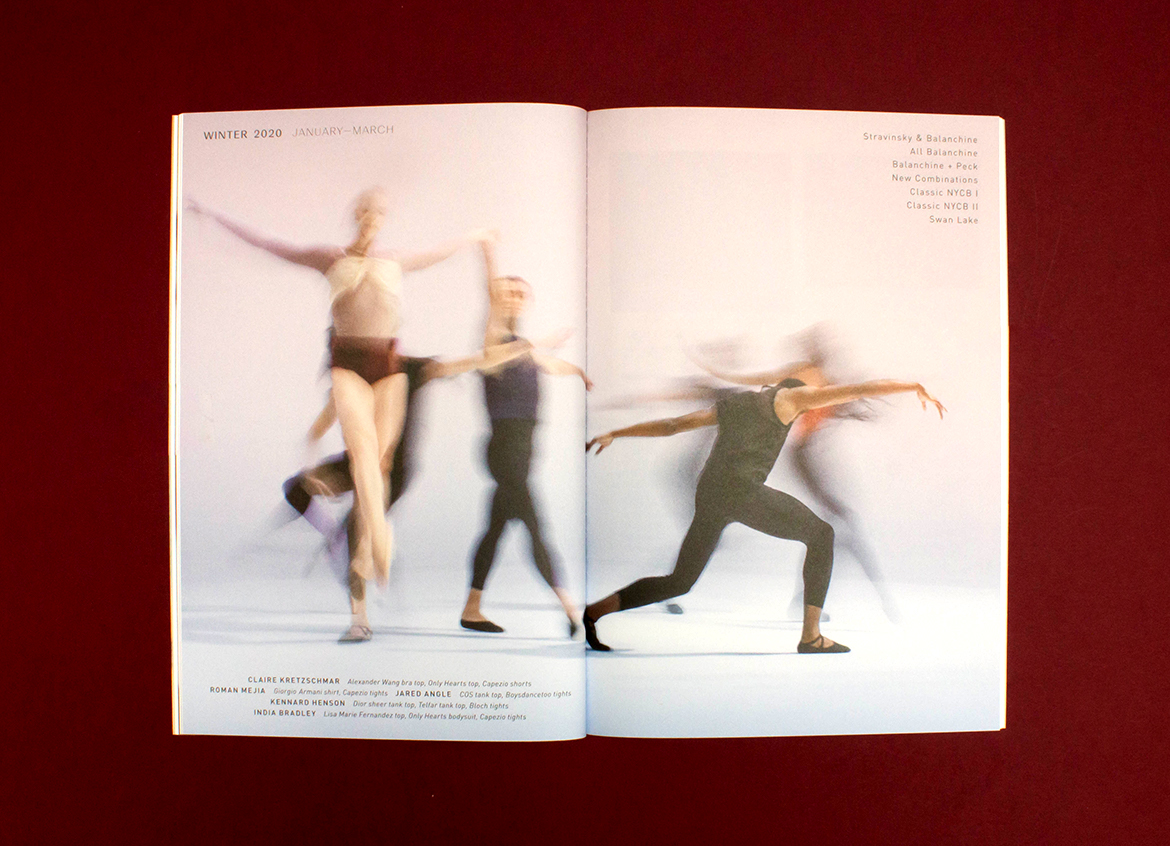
[
  {"xmin": 583, "ymin": 376, "xmax": 944, "ymax": 653},
  {"xmin": 459, "ymin": 239, "xmax": 591, "ymax": 636}
]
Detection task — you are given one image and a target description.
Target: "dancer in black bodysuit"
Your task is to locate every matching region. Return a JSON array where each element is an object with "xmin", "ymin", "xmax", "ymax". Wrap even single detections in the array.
[
  {"xmin": 459, "ymin": 240, "xmax": 591, "ymax": 636},
  {"xmin": 690, "ymin": 327, "xmax": 897, "ymax": 622},
  {"xmin": 582, "ymin": 377, "xmax": 944, "ymax": 653}
]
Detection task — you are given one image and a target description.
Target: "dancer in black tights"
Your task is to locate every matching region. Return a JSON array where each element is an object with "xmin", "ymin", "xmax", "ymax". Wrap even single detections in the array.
[
  {"xmin": 459, "ymin": 240, "xmax": 591, "ymax": 636},
  {"xmin": 582, "ymin": 376, "xmax": 944, "ymax": 653},
  {"xmin": 689, "ymin": 326, "xmax": 896, "ymax": 622},
  {"xmin": 282, "ymin": 341, "xmax": 540, "ymax": 642}
]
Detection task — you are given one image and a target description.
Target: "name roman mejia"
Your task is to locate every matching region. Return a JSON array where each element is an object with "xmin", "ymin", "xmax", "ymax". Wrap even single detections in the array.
[{"xmin": 210, "ymin": 686, "xmax": 264, "ymax": 694}]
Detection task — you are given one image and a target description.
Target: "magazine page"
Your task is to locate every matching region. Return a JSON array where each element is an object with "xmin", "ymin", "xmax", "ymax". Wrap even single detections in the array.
[
  {"xmin": 583, "ymin": 107, "xmax": 1006, "ymax": 737},
  {"xmin": 171, "ymin": 103, "xmax": 588, "ymax": 740}
]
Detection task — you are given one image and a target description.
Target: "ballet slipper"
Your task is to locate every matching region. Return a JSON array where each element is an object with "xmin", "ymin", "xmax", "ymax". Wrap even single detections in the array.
[
  {"xmin": 583, "ymin": 612, "xmax": 610, "ymax": 651},
  {"xmin": 796, "ymin": 634, "xmax": 850, "ymax": 654},
  {"xmin": 460, "ymin": 618, "xmax": 504, "ymax": 633},
  {"xmin": 338, "ymin": 624, "xmax": 373, "ymax": 643}
]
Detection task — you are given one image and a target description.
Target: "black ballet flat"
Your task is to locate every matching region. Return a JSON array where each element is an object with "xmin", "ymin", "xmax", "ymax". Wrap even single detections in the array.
[
  {"xmin": 460, "ymin": 618, "xmax": 504, "ymax": 633},
  {"xmin": 582, "ymin": 612, "xmax": 610, "ymax": 651},
  {"xmin": 797, "ymin": 635, "xmax": 850, "ymax": 654}
]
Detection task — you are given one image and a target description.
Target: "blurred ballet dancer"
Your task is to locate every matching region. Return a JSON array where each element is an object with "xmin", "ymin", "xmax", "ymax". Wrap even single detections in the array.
[
  {"xmin": 582, "ymin": 374, "xmax": 944, "ymax": 653},
  {"xmin": 459, "ymin": 239, "xmax": 591, "ymax": 637},
  {"xmin": 186, "ymin": 190, "xmax": 493, "ymax": 641},
  {"xmin": 692, "ymin": 325, "xmax": 900, "ymax": 622},
  {"xmin": 594, "ymin": 338, "xmax": 749, "ymax": 615},
  {"xmin": 282, "ymin": 339, "xmax": 550, "ymax": 641}
]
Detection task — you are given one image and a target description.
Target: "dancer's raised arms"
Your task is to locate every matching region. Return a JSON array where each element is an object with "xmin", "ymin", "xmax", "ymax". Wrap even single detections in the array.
[
  {"xmin": 400, "ymin": 228, "xmax": 498, "ymax": 272},
  {"xmin": 185, "ymin": 198, "xmax": 339, "ymax": 272}
]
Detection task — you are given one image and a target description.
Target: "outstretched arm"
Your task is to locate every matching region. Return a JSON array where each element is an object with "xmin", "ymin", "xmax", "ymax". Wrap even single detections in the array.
[
  {"xmin": 479, "ymin": 236, "xmax": 500, "ymax": 293},
  {"xmin": 185, "ymin": 198, "xmax": 337, "ymax": 272},
  {"xmin": 532, "ymin": 353, "xmax": 593, "ymax": 391},
  {"xmin": 587, "ymin": 407, "xmax": 717, "ymax": 454},
  {"xmin": 774, "ymin": 380, "xmax": 945, "ymax": 425},
  {"xmin": 422, "ymin": 339, "xmax": 534, "ymax": 381},
  {"xmin": 399, "ymin": 228, "xmax": 497, "ymax": 273}
]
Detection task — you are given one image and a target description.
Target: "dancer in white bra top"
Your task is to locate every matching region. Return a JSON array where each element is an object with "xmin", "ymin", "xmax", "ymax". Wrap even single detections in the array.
[{"xmin": 186, "ymin": 189, "xmax": 494, "ymax": 641}]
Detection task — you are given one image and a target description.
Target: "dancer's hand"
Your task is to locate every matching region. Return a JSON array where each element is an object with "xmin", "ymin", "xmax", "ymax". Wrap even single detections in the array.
[
  {"xmin": 916, "ymin": 384, "xmax": 946, "ymax": 419},
  {"xmin": 587, "ymin": 433, "xmax": 614, "ymax": 454}
]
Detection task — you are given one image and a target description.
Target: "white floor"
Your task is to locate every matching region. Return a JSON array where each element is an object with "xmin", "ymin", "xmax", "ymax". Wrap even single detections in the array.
[
  {"xmin": 176, "ymin": 555, "xmax": 587, "ymax": 741},
  {"xmin": 175, "ymin": 538, "xmax": 1004, "ymax": 741},
  {"xmin": 585, "ymin": 574, "xmax": 1005, "ymax": 738}
]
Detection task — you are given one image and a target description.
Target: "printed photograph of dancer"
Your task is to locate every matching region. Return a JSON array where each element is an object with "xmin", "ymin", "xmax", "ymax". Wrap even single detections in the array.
[
  {"xmin": 280, "ymin": 337, "xmax": 548, "ymax": 642},
  {"xmin": 173, "ymin": 104, "xmax": 590, "ymax": 741},
  {"xmin": 689, "ymin": 324, "xmax": 900, "ymax": 623},
  {"xmin": 460, "ymin": 238, "xmax": 592, "ymax": 637},
  {"xmin": 582, "ymin": 375, "xmax": 945, "ymax": 653},
  {"xmin": 184, "ymin": 191, "xmax": 495, "ymax": 639}
]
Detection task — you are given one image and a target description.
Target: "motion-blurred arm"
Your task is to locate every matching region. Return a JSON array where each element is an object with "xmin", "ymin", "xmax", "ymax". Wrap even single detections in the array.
[
  {"xmin": 774, "ymin": 380, "xmax": 945, "ymax": 424},
  {"xmin": 587, "ymin": 407, "xmax": 717, "ymax": 454}
]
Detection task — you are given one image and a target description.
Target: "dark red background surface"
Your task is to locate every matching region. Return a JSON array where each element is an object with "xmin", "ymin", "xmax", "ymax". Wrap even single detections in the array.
[{"xmin": 5, "ymin": 2, "xmax": 1168, "ymax": 843}]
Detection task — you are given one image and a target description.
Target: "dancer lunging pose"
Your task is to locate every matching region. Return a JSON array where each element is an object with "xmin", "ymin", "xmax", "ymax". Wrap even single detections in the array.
[
  {"xmin": 582, "ymin": 376, "xmax": 944, "ymax": 653},
  {"xmin": 691, "ymin": 326, "xmax": 898, "ymax": 622},
  {"xmin": 186, "ymin": 191, "xmax": 493, "ymax": 640},
  {"xmin": 460, "ymin": 240, "xmax": 591, "ymax": 636}
]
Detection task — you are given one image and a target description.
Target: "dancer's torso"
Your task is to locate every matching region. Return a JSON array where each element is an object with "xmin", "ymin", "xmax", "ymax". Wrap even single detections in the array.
[
  {"xmin": 698, "ymin": 384, "xmax": 797, "ymax": 497},
  {"xmin": 483, "ymin": 335, "xmax": 539, "ymax": 421},
  {"xmin": 326, "ymin": 253, "xmax": 403, "ymax": 337}
]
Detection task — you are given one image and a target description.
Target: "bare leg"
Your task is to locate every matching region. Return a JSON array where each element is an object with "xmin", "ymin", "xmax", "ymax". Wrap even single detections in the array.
[
  {"xmin": 331, "ymin": 368, "xmax": 400, "ymax": 586},
  {"xmin": 339, "ymin": 566, "xmax": 372, "ymax": 642},
  {"xmin": 371, "ymin": 373, "xmax": 408, "ymax": 582},
  {"xmin": 554, "ymin": 587, "xmax": 581, "ymax": 635},
  {"xmin": 461, "ymin": 588, "xmax": 489, "ymax": 622}
]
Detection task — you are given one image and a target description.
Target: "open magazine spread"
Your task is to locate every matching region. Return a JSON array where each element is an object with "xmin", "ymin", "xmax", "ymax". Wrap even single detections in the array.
[{"xmin": 171, "ymin": 103, "xmax": 1006, "ymax": 740}]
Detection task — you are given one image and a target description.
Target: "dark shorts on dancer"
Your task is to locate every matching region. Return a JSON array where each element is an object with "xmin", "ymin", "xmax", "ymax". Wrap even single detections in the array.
[{"xmin": 330, "ymin": 334, "xmax": 402, "ymax": 385}]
